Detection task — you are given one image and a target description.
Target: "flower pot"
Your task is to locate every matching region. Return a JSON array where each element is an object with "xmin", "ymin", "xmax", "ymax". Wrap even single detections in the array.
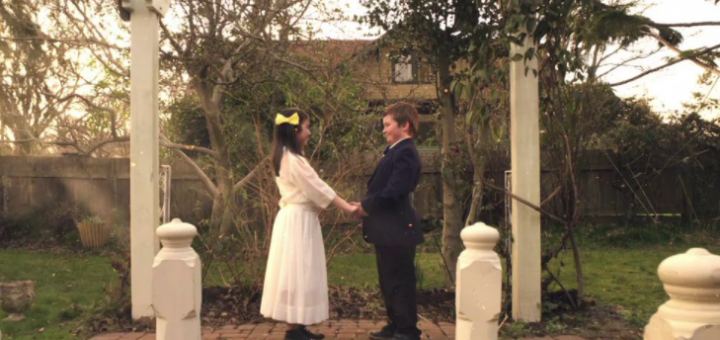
[
  {"xmin": 0, "ymin": 281, "xmax": 35, "ymax": 321},
  {"xmin": 77, "ymin": 221, "xmax": 110, "ymax": 248}
]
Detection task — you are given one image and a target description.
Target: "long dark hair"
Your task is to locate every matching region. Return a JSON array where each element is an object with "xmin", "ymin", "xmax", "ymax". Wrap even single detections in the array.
[{"xmin": 271, "ymin": 108, "xmax": 309, "ymax": 176}]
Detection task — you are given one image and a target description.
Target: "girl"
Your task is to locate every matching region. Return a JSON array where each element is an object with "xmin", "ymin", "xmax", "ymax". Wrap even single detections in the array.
[{"xmin": 260, "ymin": 108, "xmax": 358, "ymax": 340}]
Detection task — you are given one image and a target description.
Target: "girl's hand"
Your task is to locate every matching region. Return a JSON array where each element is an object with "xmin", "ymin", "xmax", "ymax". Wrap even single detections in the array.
[{"xmin": 346, "ymin": 204, "xmax": 359, "ymax": 216}]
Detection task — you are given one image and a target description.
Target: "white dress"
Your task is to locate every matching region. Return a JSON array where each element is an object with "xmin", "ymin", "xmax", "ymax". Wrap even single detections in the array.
[{"xmin": 260, "ymin": 150, "xmax": 337, "ymax": 325}]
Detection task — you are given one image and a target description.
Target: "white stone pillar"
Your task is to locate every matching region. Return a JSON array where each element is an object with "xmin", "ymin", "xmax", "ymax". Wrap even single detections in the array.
[
  {"xmin": 153, "ymin": 218, "xmax": 202, "ymax": 340},
  {"xmin": 644, "ymin": 248, "xmax": 720, "ymax": 340},
  {"xmin": 510, "ymin": 30, "xmax": 542, "ymax": 322},
  {"xmin": 122, "ymin": 0, "xmax": 170, "ymax": 319},
  {"xmin": 456, "ymin": 222, "xmax": 502, "ymax": 340}
]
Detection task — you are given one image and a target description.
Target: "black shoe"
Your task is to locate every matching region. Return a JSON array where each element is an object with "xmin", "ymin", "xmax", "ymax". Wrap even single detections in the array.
[
  {"xmin": 369, "ymin": 325, "xmax": 396, "ymax": 340},
  {"xmin": 392, "ymin": 333, "xmax": 420, "ymax": 340},
  {"xmin": 285, "ymin": 328, "xmax": 312, "ymax": 340},
  {"xmin": 300, "ymin": 326, "xmax": 325, "ymax": 340}
]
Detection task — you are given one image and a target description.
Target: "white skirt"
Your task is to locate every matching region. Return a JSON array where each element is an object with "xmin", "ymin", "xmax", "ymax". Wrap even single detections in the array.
[{"xmin": 260, "ymin": 204, "xmax": 329, "ymax": 325}]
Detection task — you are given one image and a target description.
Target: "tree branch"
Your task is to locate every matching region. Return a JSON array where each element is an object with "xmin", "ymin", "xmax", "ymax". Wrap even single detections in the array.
[
  {"xmin": 598, "ymin": 46, "xmax": 624, "ymax": 65},
  {"xmin": 48, "ymin": 92, "xmax": 122, "ymax": 139},
  {"xmin": 0, "ymin": 36, "xmax": 127, "ymax": 50},
  {"xmin": 160, "ymin": 134, "xmax": 220, "ymax": 198},
  {"xmin": 482, "ymin": 178, "xmax": 567, "ymax": 226},
  {"xmin": 596, "ymin": 47, "xmax": 662, "ymax": 79},
  {"xmin": 5, "ymin": 135, "xmax": 129, "ymax": 156},
  {"xmin": 541, "ymin": 186, "xmax": 563, "ymax": 207},
  {"xmin": 608, "ymin": 42, "xmax": 720, "ymax": 87},
  {"xmin": 653, "ymin": 21, "xmax": 720, "ymax": 27},
  {"xmin": 161, "ymin": 139, "xmax": 218, "ymax": 157},
  {"xmin": 52, "ymin": 93, "xmax": 117, "ymax": 115},
  {"xmin": 651, "ymin": 32, "xmax": 720, "ymax": 77},
  {"xmin": 158, "ymin": 19, "xmax": 186, "ymax": 57},
  {"xmin": 232, "ymin": 157, "xmax": 269, "ymax": 193},
  {"xmin": 82, "ymin": 136, "xmax": 129, "ymax": 155}
]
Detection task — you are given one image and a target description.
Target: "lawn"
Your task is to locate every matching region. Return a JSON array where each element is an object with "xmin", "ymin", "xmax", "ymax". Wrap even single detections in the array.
[
  {"xmin": 201, "ymin": 252, "xmax": 448, "ymax": 289},
  {"xmin": 552, "ymin": 245, "xmax": 720, "ymax": 322},
  {"xmin": 0, "ymin": 250, "xmax": 116, "ymax": 340},
  {"xmin": 1, "ymin": 244, "xmax": 717, "ymax": 339}
]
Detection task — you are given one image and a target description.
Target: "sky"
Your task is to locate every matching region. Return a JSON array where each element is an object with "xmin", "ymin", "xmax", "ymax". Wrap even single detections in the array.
[{"xmin": 311, "ymin": 0, "xmax": 720, "ymax": 120}]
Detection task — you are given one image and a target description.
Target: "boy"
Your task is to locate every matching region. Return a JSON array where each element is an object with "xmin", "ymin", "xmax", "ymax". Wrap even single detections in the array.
[{"xmin": 354, "ymin": 102, "xmax": 424, "ymax": 340}]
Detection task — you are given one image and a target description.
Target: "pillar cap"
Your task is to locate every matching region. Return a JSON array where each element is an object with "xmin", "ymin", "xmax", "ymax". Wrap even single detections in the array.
[
  {"xmin": 156, "ymin": 218, "xmax": 197, "ymax": 247},
  {"xmin": 461, "ymin": 222, "xmax": 500, "ymax": 249},
  {"xmin": 659, "ymin": 248, "xmax": 720, "ymax": 291}
]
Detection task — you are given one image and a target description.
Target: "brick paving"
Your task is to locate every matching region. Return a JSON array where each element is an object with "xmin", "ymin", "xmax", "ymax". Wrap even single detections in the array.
[{"xmin": 89, "ymin": 320, "xmax": 585, "ymax": 340}]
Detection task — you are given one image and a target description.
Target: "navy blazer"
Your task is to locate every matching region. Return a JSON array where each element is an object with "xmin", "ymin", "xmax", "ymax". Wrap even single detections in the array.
[{"xmin": 361, "ymin": 138, "xmax": 424, "ymax": 246}]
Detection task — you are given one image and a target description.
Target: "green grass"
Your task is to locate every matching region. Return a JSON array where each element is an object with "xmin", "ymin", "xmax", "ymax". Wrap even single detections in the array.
[
  {"xmin": 0, "ymin": 250, "xmax": 116, "ymax": 340},
  {"xmin": 327, "ymin": 253, "xmax": 447, "ymax": 289},
  {"xmin": 201, "ymin": 252, "xmax": 448, "ymax": 289},
  {"xmin": 550, "ymin": 245, "xmax": 720, "ymax": 322}
]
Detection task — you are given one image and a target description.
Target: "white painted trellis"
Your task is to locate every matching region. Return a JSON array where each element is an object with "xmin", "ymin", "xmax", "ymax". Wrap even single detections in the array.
[{"xmin": 160, "ymin": 165, "xmax": 172, "ymax": 225}]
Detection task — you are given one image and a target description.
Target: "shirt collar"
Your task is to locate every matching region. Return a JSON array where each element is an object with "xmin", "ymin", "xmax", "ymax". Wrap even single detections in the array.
[{"xmin": 390, "ymin": 137, "xmax": 411, "ymax": 150}]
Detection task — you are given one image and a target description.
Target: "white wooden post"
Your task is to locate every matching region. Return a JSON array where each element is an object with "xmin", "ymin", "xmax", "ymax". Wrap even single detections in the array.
[
  {"xmin": 121, "ymin": 0, "xmax": 171, "ymax": 319},
  {"xmin": 456, "ymin": 222, "xmax": 502, "ymax": 340},
  {"xmin": 153, "ymin": 218, "xmax": 202, "ymax": 340},
  {"xmin": 510, "ymin": 25, "xmax": 542, "ymax": 322},
  {"xmin": 644, "ymin": 248, "xmax": 720, "ymax": 340}
]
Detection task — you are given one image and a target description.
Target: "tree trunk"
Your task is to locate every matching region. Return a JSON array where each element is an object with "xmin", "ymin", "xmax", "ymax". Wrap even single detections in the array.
[
  {"xmin": 464, "ymin": 117, "xmax": 492, "ymax": 227},
  {"xmin": 567, "ymin": 170, "xmax": 584, "ymax": 305},
  {"xmin": 464, "ymin": 159, "xmax": 485, "ymax": 227},
  {"xmin": 569, "ymin": 225, "xmax": 584, "ymax": 305},
  {"xmin": 0, "ymin": 112, "xmax": 38, "ymax": 155},
  {"xmin": 437, "ymin": 54, "xmax": 464, "ymax": 286},
  {"xmin": 194, "ymin": 80, "xmax": 235, "ymax": 236}
]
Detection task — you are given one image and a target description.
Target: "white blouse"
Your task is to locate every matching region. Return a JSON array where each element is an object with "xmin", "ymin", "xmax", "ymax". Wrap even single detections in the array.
[{"xmin": 276, "ymin": 150, "xmax": 337, "ymax": 209}]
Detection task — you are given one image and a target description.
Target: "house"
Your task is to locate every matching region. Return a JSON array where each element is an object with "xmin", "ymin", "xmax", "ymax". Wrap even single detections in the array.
[
  {"xmin": 292, "ymin": 39, "xmax": 437, "ymax": 102},
  {"xmin": 291, "ymin": 39, "xmax": 440, "ymax": 145}
]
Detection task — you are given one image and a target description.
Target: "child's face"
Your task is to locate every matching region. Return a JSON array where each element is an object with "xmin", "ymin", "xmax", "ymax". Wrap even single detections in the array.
[
  {"xmin": 296, "ymin": 119, "xmax": 311, "ymax": 147},
  {"xmin": 382, "ymin": 115, "xmax": 409, "ymax": 146}
]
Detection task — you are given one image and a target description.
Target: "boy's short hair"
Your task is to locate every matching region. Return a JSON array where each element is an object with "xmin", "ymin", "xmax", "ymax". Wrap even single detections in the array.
[{"xmin": 384, "ymin": 102, "xmax": 420, "ymax": 136}]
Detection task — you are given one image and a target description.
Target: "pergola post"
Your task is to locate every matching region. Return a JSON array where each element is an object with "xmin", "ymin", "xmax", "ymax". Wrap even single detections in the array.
[
  {"xmin": 121, "ymin": 0, "xmax": 171, "ymax": 320},
  {"xmin": 510, "ymin": 29, "xmax": 542, "ymax": 322}
]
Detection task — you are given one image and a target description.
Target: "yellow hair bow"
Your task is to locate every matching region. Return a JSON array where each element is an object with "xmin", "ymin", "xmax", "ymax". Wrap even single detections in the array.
[{"xmin": 275, "ymin": 112, "xmax": 300, "ymax": 126}]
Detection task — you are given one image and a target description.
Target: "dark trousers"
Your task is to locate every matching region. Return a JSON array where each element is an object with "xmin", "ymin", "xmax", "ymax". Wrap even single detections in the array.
[{"xmin": 375, "ymin": 245, "xmax": 420, "ymax": 337}]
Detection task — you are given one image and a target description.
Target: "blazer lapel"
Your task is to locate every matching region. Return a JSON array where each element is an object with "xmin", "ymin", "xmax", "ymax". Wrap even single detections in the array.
[
  {"xmin": 367, "ymin": 139, "xmax": 413, "ymax": 187},
  {"xmin": 368, "ymin": 146, "xmax": 392, "ymax": 186}
]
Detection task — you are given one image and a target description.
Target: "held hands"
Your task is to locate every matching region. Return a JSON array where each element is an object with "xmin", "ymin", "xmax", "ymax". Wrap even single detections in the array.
[
  {"xmin": 347, "ymin": 203, "xmax": 359, "ymax": 216},
  {"xmin": 349, "ymin": 202, "xmax": 368, "ymax": 220}
]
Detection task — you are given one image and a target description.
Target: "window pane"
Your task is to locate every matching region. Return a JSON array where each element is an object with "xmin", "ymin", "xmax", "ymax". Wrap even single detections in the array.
[
  {"xmin": 393, "ymin": 55, "xmax": 414, "ymax": 83},
  {"xmin": 418, "ymin": 61, "xmax": 435, "ymax": 84}
]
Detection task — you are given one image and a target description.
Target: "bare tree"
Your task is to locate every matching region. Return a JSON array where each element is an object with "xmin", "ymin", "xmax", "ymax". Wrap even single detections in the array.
[
  {"xmin": 155, "ymin": 0, "xmax": 348, "ymax": 236},
  {"xmin": 0, "ymin": 0, "xmax": 130, "ymax": 156}
]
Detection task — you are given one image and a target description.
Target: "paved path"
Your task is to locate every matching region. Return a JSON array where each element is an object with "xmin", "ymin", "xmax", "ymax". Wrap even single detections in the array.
[{"xmin": 90, "ymin": 320, "xmax": 585, "ymax": 340}]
